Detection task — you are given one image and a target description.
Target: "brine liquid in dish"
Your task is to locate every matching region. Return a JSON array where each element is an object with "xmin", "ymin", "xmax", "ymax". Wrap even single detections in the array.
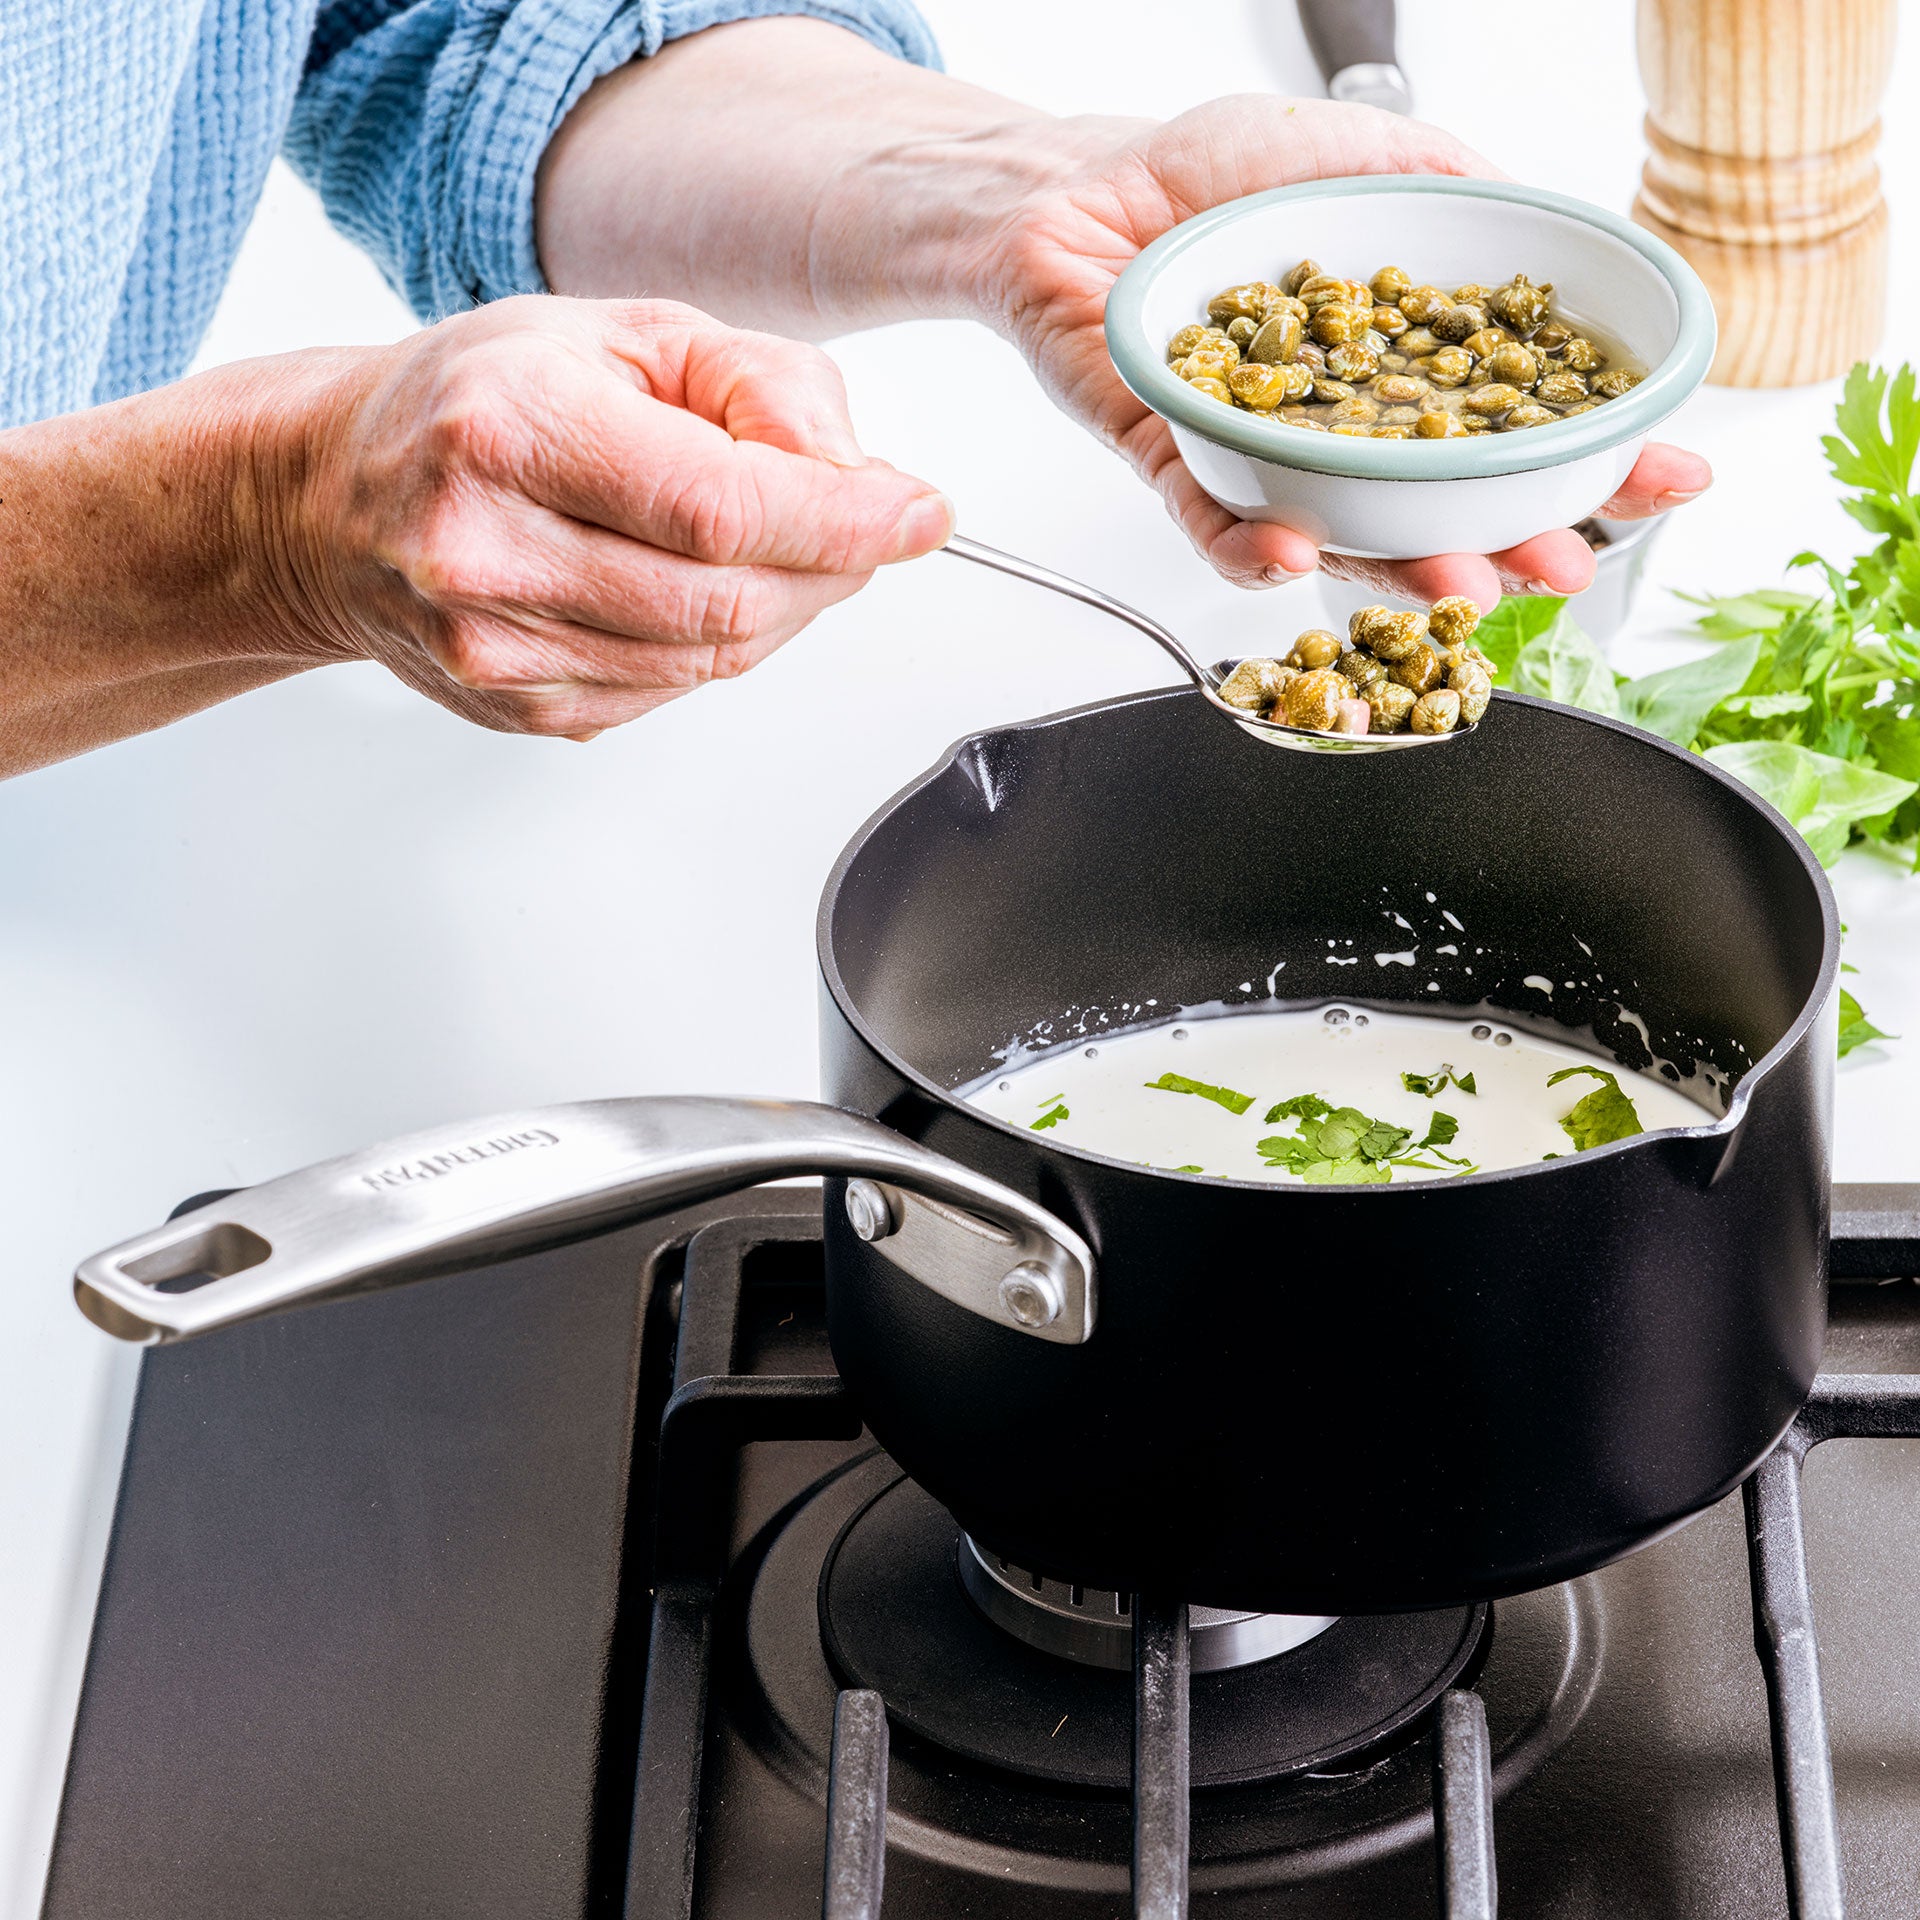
[{"xmin": 965, "ymin": 1006, "xmax": 1712, "ymax": 1183}]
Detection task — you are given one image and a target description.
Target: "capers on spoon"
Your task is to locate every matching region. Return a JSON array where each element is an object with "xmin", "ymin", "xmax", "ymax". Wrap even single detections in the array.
[{"xmin": 939, "ymin": 535, "xmax": 1484, "ymax": 754}]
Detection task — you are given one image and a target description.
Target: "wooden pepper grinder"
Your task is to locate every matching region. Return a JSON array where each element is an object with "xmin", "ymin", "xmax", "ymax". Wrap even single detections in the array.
[{"xmin": 1634, "ymin": 0, "xmax": 1896, "ymax": 387}]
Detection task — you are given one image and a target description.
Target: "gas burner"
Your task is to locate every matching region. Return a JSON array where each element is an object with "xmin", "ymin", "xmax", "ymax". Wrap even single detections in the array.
[
  {"xmin": 954, "ymin": 1534, "xmax": 1335, "ymax": 1673},
  {"xmin": 817, "ymin": 1470, "xmax": 1485, "ymax": 1789}
]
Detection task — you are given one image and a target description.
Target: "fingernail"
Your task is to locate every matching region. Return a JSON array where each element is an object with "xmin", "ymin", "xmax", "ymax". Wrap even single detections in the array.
[
  {"xmin": 1653, "ymin": 487, "xmax": 1706, "ymax": 511},
  {"xmin": 1524, "ymin": 578, "xmax": 1555, "ymax": 594},
  {"xmin": 893, "ymin": 491, "xmax": 955, "ymax": 559},
  {"xmin": 567, "ymin": 729, "xmax": 603, "ymax": 744},
  {"xmin": 1264, "ymin": 562, "xmax": 1315, "ymax": 585}
]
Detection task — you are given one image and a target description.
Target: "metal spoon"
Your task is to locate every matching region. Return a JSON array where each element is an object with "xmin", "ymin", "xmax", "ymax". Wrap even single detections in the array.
[{"xmin": 940, "ymin": 534, "xmax": 1477, "ymax": 754}]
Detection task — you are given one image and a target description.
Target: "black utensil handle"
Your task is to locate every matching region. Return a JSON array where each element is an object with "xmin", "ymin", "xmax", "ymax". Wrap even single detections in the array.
[{"xmin": 1298, "ymin": 0, "xmax": 1398, "ymax": 81}]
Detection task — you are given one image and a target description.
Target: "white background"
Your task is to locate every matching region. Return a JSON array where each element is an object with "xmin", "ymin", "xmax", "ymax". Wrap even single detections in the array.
[{"xmin": 4, "ymin": 3, "xmax": 1917, "ymax": 1909}]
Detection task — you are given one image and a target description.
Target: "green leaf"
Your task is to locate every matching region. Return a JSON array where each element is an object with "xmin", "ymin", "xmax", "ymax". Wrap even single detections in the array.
[
  {"xmin": 1617, "ymin": 636, "xmax": 1762, "ymax": 747},
  {"xmin": 1301, "ymin": 1154, "xmax": 1393, "ymax": 1185},
  {"xmin": 1031, "ymin": 1102, "xmax": 1069, "ymax": 1130},
  {"xmin": 1837, "ymin": 987, "xmax": 1895, "ymax": 1058},
  {"xmin": 1168, "ymin": 1164, "xmax": 1205, "ymax": 1173},
  {"xmin": 1470, "ymin": 595, "xmax": 1569, "ymax": 684},
  {"xmin": 1511, "ymin": 610, "xmax": 1621, "ymax": 717},
  {"xmin": 1822, "ymin": 362, "xmax": 1920, "ymax": 509},
  {"xmin": 1721, "ymin": 690, "xmax": 1813, "ymax": 720},
  {"xmin": 1547, "ymin": 1065, "xmax": 1644, "ymax": 1151},
  {"xmin": 1355, "ymin": 1119, "xmax": 1413, "ymax": 1160},
  {"xmin": 1312, "ymin": 1106, "xmax": 1374, "ymax": 1159},
  {"xmin": 1704, "ymin": 741, "xmax": 1919, "ymax": 865},
  {"xmin": 1143, "ymin": 1072, "xmax": 1254, "ymax": 1115},
  {"xmin": 1400, "ymin": 1064, "xmax": 1476, "ymax": 1099},
  {"xmin": 1679, "ymin": 586, "xmax": 1818, "ymax": 641},
  {"xmin": 1256, "ymin": 1131, "xmax": 1319, "ymax": 1171},
  {"xmin": 1416, "ymin": 1110, "xmax": 1461, "ymax": 1151},
  {"xmin": 1263, "ymin": 1092, "xmax": 1333, "ymax": 1124}
]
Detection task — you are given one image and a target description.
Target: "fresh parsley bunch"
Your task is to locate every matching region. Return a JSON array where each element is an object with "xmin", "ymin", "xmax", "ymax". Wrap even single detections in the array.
[{"xmin": 1472, "ymin": 362, "xmax": 1920, "ymax": 1057}]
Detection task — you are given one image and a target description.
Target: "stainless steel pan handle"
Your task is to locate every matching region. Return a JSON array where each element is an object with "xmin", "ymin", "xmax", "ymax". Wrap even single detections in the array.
[{"xmin": 74, "ymin": 1097, "xmax": 1095, "ymax": 1347}]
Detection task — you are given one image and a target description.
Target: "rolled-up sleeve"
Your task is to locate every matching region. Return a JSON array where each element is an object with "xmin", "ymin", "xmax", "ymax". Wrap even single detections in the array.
[{"xmin": 286, "ymin": 0, "xmax": 941, "ymax": 321}]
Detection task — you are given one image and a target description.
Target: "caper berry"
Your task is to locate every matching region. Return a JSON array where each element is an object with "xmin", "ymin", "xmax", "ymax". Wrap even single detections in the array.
[
  {"xmin": 1378, "ymin": 403, "xmax": 1422, "ymax": 426},
  {"xmin": 1349, "ymin": 605, "xmax": 1396, "ymax": 647},
  {"xmin": 1338, "ymin": 648, "xmax": 1387, "ymax": 692},
  {"xmin": 1308, "ymin": 303, "xmax": 1369, "ymax": 346},
  {"xmin": 1208, "ymin": 283, "xmax": 1287, "ymax": 327},
  {"xmin": 1591, "ymin": 369, "xmax": 1641, "ymax": 399},
  {"xmin": 1452, "ymin": 283, "xmax": 1493, "ymax": 306},
  {"xmin": 1367, "ymin": 609, "xmax": 1431, "ymax": 661},
  {"xmin": 1425, "ymin": 346, "xmax": 1473, "ymax": 388},
  {"xmin": 1225, "ymin": 363, "xmax": 1298, "ymax": 411},
  {"xmin": 1535, "ymin": 370, "xmax": 1589, "ymax": 406},
  {"xmin": 1285, "ymin": 667, "xmax": 1352, "ymax": 732},
  {"xmin": 1295, "ymin": 341, "xmax": 1328, "ymax": 373},
  {"xmin": 1166, "ymin": 323, "xmax": 1210, "ymax": 363},
  {"xmin": 1374, "ymin": 373, "xmax": 1428, "ymax": 404},
  {"xmin": 1410, "ymin": 688, "xmax": 1463, "ymax": 735},
  {"xmin": 1377, "ymin": 350, "xmax": 1410, "ymax": 373},
  {"xmin": 1413, "ymin": 408, "xmax": 1469, "ymax": 438},
  {"xmin": 1216, "ymin": 657, "xmax": 1291, "ymax": 712},
  {"xmin": 1398, "ymin": 285, "xmax": 1451, "ymax": 324},
  {"xmin": 1533, "ymin": 320, "xmax": 1573, "ymax": 352},
  {"xmin": 1178, "ymin": 344, "xmax": 1239, "ymax": 381},
  {"xmin": 1432, "ymin": 305, "xmax": 1488, "ymax": 346},
  {"xmin": 1460, "ymin": 327, "xmax": 1513, "ymax": 361},
  {"xmin": 1484, "ymin": 342, "xmax": 1540, "ymax": 387},
  {"xmin": 1486, "ymin": 275, "xmax": 1552, "ymax": 335},
  {"xmin": 1246, "ymin": 312, "xmax": 1304, "ymax": 366},
  {"xmin": 1398, "ymin": 325, "xmax": 1442, "ymax": 358},
  {"xmin": 1371, "ymin": 424, "xmax": 1413, "ymax": 438},
  {"xmin": 1449, "ymin": 662, "xmax": 1493, "ymax": 724},
  {"xmin": 1280, "ymin": 258, "xmax": 1322, "ymax": 297},
  {"xmin": 1370, "ymin": 303, "xmax": 1409, "ymax": 339},
  {"xmin": 1370, "ymin": 265, "xmax": 1413, "ymax": 304},
  {"xmin": 1310, "ymin": 377, "xmax": 1356, "ymax": 405},
  {"xmin": 1325, "ymin": 393, "xmax": 1381, "ymax": 426},
  {"xmin": 1464, "ymin": 382, "xmax": 1525, "ymax": 417},
  {"xmin": 1390, "ymin": 640, "xmax": 1444, "ymax": 695},
  {"xmin": 1289, "ymin": 630, "xmax": 1345, "ymax": 670},
  {"xmin": 1560, "ymin": 337, "xmax": 1606, "ymax": 372},
  {"xmin": 1364, "ymin": 680, "xmax": 1419, "ymax": 733},
  {"xmin": 1427, "ymin": 596, "xmax": 1482, "ymax": 649},
  {"xmin": 1226, "ymin": 316, "xmax": 1258, "ymax": 347},
  {"xmin": 1325, "ymin": 341, "xmax": 1381, "ymax": 383},
  {"xmin": 1503, "ymin": 402, "xmax": 1557, "ymax": 429},
  {"xmin": 1187, "ymin": 375, "xmax": 1234, "ymax": 404}
]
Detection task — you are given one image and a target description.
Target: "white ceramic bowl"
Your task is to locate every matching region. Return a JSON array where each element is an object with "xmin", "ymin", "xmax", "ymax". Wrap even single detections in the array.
[{"xmin": 1104, "ymin": 177, "xmax": 1716, "ymax": 560}]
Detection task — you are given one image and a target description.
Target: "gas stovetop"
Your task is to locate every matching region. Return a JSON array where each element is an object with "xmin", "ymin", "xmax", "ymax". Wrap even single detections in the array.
[{"xmin": 43, "ymin": 1186, "xmax": 1920, "ymax": 1919}]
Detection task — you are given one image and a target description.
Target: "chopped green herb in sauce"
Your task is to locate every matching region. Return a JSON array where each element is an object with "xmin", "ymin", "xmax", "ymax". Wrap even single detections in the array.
[
  {"xmin": 1547, "ymin": 1066, "xmax": 1643, "ymax": 1150},
  {"xmin": 1256, "ymin": 1097, "xmax": 1478, "ymax": 1183},
  {"xmin": 1144, "ymin": 1072, "xmax": 1256, "ymax": 1115},
  {"xmin": 1401, "ymin": 1065, "xmax": 1477, "ymax": 1098},
  {"xmin": 1030, "ymin": 1102, "xmax": 1070, "ymax": 1131}
]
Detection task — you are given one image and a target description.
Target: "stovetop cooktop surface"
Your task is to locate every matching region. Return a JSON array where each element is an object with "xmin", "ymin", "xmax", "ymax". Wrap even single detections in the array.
[{"xmin": 42, "ymin": 1189, "xmax": 1920, "ymax": 1918}]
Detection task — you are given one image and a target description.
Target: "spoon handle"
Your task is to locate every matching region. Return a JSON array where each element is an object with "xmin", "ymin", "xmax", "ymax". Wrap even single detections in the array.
[{"xmin": 940, "ymin": 535, "xmax": 1218, "ymax": 690}]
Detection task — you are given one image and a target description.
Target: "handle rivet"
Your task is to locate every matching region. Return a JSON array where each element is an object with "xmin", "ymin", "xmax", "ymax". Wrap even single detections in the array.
[
  {"xmin": 845, "ymin": 1179, "xmax": 897, "ymax": 1243},
  {"xmin": 998, "ymin": 1262, "xmax": 1062, "ymax": 1329}
]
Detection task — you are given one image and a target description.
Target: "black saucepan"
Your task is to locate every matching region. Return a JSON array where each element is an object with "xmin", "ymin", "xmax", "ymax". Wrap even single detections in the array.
[{"xmin": 75, "ymin": 690, "xmax": 1837, "ymax": 1613}]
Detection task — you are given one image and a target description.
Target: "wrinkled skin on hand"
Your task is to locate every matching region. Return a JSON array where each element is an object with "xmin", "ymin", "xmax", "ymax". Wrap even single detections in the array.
[
  {"xmin": 990, "ymin": 97, "xmax": 1711, "ymax": 609},
  {"xmin": 282, "ymin": 297, "xmax": 951, "ymax": 738}
]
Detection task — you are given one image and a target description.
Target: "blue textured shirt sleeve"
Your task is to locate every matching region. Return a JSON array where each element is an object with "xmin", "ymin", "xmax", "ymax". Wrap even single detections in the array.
[{"xmin": 286, "ymin": 0, "xmax": 941, "ymax": 323}]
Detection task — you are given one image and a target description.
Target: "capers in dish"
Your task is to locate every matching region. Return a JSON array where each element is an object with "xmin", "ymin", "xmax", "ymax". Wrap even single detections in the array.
[
  {"xmin": 1165, "ymin": 261, "xmax": 1641, "ymax": 438},
  {"xmin": 1218, "ymin": 602, "xmax": 1490, "ymax": 740}
]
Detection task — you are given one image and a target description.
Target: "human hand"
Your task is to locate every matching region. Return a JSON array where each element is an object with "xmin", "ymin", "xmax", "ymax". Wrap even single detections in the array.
[
  {"xmin": 986, "ymin": 97, "xmax": 1711, "ymax": 607},
  {"xmin": 280, "ymin": 296, "xmax": 950, "ymax": 738}
]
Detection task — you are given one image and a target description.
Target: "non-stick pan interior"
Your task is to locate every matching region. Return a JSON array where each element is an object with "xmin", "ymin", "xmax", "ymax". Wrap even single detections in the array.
[{"xmin": 821, "ymin": 690, "xmax": 1832, "ymax": 1113}]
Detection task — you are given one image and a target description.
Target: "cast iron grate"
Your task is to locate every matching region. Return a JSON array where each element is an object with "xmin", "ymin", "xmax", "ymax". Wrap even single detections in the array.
[{"xmin": 629, "ymin": 1194, "xmax": 1920, "ymax": 1920}]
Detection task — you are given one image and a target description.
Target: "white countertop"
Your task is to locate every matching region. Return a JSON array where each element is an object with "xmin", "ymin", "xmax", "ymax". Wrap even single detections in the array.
[{"xmin": 4, "ymin": 4, "xmax": 1917, "ymax": 1910}]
